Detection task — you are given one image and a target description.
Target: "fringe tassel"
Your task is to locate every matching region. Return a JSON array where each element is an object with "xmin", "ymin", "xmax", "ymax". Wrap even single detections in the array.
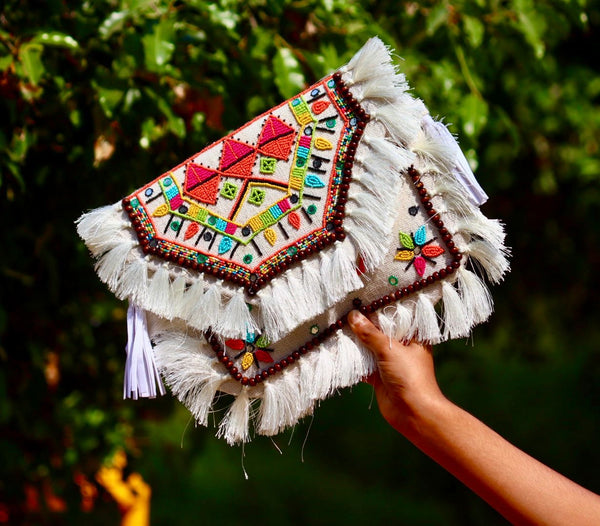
[
  {"xmin": 218, "ymin": 387, "xmax": 251, "ymax": 445},
  {"xmin": 181, "ymin": 277, "xmax": 205, "ymax": 327},
  {"xmin": 457, "ymin": 213, "xmax": 506, "ymax": 248},
  {"xmin": 310, "ymin": 344, "xmax": 336, "ymax": 400},
  {"xmin": 258, "ymin": 370, "xmax": 304, "ymax": 436},
  {"xmin": 441, "ymin": 281, "xmax": 471, "ymax": 340},
  {"xmin": 170, "ymin": 274, "xmax": 189, "ymax": 320},
  {"xmin": 124, "ymin": 303, "xmax": 165, "ymax": 399},
  {"xmin": 300, "ymin": 259, "xmax": 325, "ymax": 312},
  {"xmin": 145, "ymin": 264, "xmax": 174, "ymax": 319},
  {"xmin": 322, "ymin": 242, "xmax": 363, "ymax": 304},
  {"xmin": 371, "ymin": 100, "xmax": 427, "ymax": 146},
  {"xmin": 341, "ymin": 37, "xmax": 397, "ymax": 87},
  {"xmin": 465, "ymin": 239, "xmax": 510, "ymax": 284},
  {"xmin": 411, "ymin": 293, "xmax": 442, "ymax": 344},
  {"xmin": 95, "ymin": 241, "xmax": 134, "ymax": 291},
  {"xmin": 152, "ymin": 329, "xmax": 224, "ymax": 426},
  {"xmin": 456, "ymin": 267, "xmax": 493, "ymax": 325},
  {"xmin": 216, "ymin": 289, "xmax": 258, "ymax": 338},
  {"xmin": 421, "ymin": 115, "xmax": 488, "ymax": 206},
  {"xmin": 388, "ymin": 302, "xmax": 412, "ymax": 341},
  {"xmin": 199, "ymin": 283, "xmax": 223, "ymax": 331},
  {"xmin": 76, "ymin": 203, "xmax": 128, "ymax": 256},
  {"xmin": 333, "ymin": 331, "xmax": 374, "ymax": 387},
  {"xmin": 116, "ymin": 255, "xmax": 148, "ymax": 304},
  {"xmin": 359, "ymin": 136, "xmax": 416, "ymax": 177}
]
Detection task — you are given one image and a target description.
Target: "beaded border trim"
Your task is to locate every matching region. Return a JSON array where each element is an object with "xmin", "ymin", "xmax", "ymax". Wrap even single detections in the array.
[
  {"xmin": 122, "ymin": 72, "xmax": 370, "ymax": 295},
  {"xmin": 208, "ymin": 166, "xmax": 464, "ymax": 386}
]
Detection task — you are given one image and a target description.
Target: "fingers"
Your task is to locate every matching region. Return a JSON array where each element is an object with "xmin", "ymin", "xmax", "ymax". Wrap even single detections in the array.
[{"xmin": 348, "ymin": 310, "xmax": 392, "ymax": 361}]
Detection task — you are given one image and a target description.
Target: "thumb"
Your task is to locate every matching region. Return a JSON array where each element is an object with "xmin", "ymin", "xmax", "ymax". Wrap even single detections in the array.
[{"xmin": 347, "ymin": 310, "xmax": 392, "ymax": 362}]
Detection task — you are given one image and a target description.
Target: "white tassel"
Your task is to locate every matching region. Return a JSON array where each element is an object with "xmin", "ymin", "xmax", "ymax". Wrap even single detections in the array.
[
  {"xmin": 282, "ymin": 266, "xmax": 311, "ymax": 320},
  {"xmin": 456, "ymin": 213, "xmax": 506, "ymax": 248},
  {"xmin": 333, "ymin": 331, "xmax": 373, "ymax": 387},
  {"xmin": 152, "ymin": 328, "xmax": 225, "ymax": 426},
  {"xmin": 372, "ymin": 99, "xmax": 428, "ymax": 145},
  {"xmin": 393, "ymin": 302, "xmax": 413, "ymax": 341},
  {"xmin": 362, "ymin": 135, "xmax": 415, "ymax": 169},
  {"xmin": 377, "ymin": 309, "xmax": 396, "ymax": 341},
  {"xmin": 341, "ymin": 37, "xmax": 396, "ymax": 86},
  {"xmin": 311, "ymin": 346, "xmax": 336, "ymax": 400},
  {"xmin": 181, "ymin": 277, "xmax": 205, "ymax": 326},
  {"xmin": 257, "ymin": 278, "xmax": 298, "ymax": 340},
  {"xmin": 411, "ymin": 293, "xmax": 442, "ymax": 344},
  {"xmin": 431, "ymin": 177, "xmax": 478, "ymax": 218},
  {"xmin": 258, "ymin": 371, "xmax": 303, "ymax": 435},
  {"xmin": 411, "ymin": 127, "xmax": 455, "ymax": 174},
  {"xmin": 216, "ymin": 289, "xmax": 258, "ymax": 338},
  {"xmin": 441, "ymin": 280, "xmax": 471, "ymax": 340},
  {"xmin": 323, "ymin": 242, "xmax": 363, "ymax": 304},
  {"xmin": 123, "ymin": 302, "xmax": 166, "ymax": 399},
  {"xmin": 218, "ymin": 388, "xmax": 251, "ymax": 445},
  {"xmin": 421, "ymin": 115, "xmax": 488, "ymax": 206},
  {"xmin": 76, "ymin": 203, "xmax": 128, "ymax": 256},
  {"xmin": 95, "ymin": 241, "xmax": 134, "ymax": 291},
  {"xmin": 170, "ymin": 274, "xmax": 189, "ymax": 320},
  {"xmin": 116, "ymin": 255, "xmax": 148, "ymax": 304},
  {"xmin": 145, "ymin": 264, "xmax": 174, "ymax": 319},
  {"xmin": 199, "ymin": 283, "xmax": 223, "ymax": 331},
  {"xmin": 186, "ymin": 374, "xmax": 224, "ymax": 427},
  {"xmin": 301, "ymin": 259, "xmax": 326, "ymax": 312},
  {"xmin": 465, "ymin": 240, "xmax": 510, "ymax": 284},
  {"xmin": 456, "ymin": 267, "xmax": 493, "ymax": 324}
]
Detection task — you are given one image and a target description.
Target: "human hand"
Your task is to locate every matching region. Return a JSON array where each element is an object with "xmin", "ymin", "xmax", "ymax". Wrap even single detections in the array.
[{"xmin": 347, "ymin": 310, "xmax": 446, "ymax": 435}]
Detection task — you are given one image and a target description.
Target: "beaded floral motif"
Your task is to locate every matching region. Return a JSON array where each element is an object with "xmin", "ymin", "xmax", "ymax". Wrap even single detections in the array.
[
  {"xmin": 395, "ymin": 225, "xmax": 445, "ymax": 276},
  {"xmin": 225, "ymin": 333, "xmax": 274, "ymax": 371},
  {"xmin": 123, "ymin": 73, "xmax": 368, "ymax": 294}
]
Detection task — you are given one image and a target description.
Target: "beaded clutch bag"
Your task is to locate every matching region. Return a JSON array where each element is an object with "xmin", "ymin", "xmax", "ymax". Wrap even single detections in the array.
[{"xmin": 77, "ymin": 38, "xmax": 509, "ymax": 444}]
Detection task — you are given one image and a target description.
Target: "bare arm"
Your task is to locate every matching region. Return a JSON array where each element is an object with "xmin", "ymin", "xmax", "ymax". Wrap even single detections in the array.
[{"xmin": 348, "ymin": 310, "xmax": 600, "ymax": 526}]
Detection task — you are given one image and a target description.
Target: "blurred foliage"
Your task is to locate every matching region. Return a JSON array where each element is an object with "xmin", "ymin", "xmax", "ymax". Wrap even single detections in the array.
[{"xmin": 1, "ymin": 0, "xmax": 599, "ymax": 524}]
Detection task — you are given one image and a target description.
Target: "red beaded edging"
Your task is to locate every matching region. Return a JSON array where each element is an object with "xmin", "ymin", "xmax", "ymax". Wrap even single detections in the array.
[
  {"xmin": 209, "ymin": 165, "xmax": 464, "ymax": 386},
  {"xmin": 121, "ymin": 72, "xmax": 370, "ymax": 295}
]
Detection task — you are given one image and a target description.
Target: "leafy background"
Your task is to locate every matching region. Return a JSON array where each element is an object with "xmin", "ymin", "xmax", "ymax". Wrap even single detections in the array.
[{"xmin": 1, "ymin": 0, "xmax": 599, "ymax": 524}]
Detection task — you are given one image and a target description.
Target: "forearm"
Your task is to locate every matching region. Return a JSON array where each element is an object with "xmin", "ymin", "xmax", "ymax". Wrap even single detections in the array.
[{"xmin": 403, "ymin": 396, "xmax": 600, "ymax": 525}]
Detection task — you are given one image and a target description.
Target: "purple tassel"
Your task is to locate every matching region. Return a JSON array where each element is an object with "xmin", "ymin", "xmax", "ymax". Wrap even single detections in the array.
[{"xmin": 124, "ymin": 302, "xmax": 166, "ymax": 399}]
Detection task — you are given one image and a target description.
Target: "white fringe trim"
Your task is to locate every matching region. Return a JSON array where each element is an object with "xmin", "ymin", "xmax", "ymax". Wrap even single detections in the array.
[{"xmin": 151, "ymin": 320, "xmax": 377, "ymax": 445}]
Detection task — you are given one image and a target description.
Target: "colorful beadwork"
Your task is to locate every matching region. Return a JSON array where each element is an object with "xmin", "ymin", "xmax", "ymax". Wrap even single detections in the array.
[
  {"xmin": 225, "ymin": 333, "xmax": 274, "ymax": 371},
  {"xmin": 123, "ymin": 73, "xmax": 368, "ymax": 293},
  {"xmin": 395, "ymin": 225, "xmax": 445, "ymax": 277},
  {"xmin": 260, "ymin": 157, "xmax": 277, "ymax": 174}
]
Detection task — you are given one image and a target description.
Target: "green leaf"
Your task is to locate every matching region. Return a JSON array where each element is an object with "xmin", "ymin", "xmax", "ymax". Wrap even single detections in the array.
[
  {"xmin": 32, "ymin": 31, "xmax": 79, "ymax": 49},
  {"xmin": 399, "ymin": 232, "xmax": 414, "ymax": 250},
  {"xmin": 426, "ymin": 4, "xmax": 448, "ymax": 36},
  {"xmin": 0, "ymin": 55, "xmax": 13, "ymax": 71},
  {"xmin": 93, "ymin": 81, "xmax": 125, "ymax": 118},
  {"xmin": 459, "ymin": 93, "xmax": 488, "ymax": 138},
  {"xmin": 18, "ymin": 43, "xmax": 44, "ymax": 85},
  {"xmin": 99, "ymin": 11, "xmax": 130, "ymax": 40},
  {"xmin": 273, "ymin": 47, "xmax": 305, "ymax": 100},
  {"xmin": 255, "ymin": 334, "xmax": 271, "ymax": 348},
  {"xmin": 142, "ymin": 18, "xmax": 175, "ymax": 73},
  {"xmin": 463, "ymin": 15, "xmax": 484, "ymax": 48}
]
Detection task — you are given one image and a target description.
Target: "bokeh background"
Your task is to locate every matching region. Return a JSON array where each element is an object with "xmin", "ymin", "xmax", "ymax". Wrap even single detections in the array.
[{"xmin": 1, "ymin": 1, "xmax": 599, "ymax": 524}]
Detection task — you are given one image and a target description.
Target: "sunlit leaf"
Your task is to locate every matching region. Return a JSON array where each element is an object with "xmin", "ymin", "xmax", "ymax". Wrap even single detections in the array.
[
  {"xmin": 273, "ymin": 47, "xmax": 305, "ymax": 100},
  {"xmin": 32, "ymin": 32, "xmax": 79, "ymax": 49},
  {"xmin": 142, "ymin": 18, "xmax": 175, "ymax": 73},
  {"xmin": 18, "ymin": 43, "xmax": 44, "ymax": 85}
]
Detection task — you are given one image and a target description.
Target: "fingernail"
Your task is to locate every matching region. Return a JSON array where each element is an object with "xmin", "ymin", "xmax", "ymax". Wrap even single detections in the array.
[{"xmin": 348, "ymin": 309, "xmax": 366, "ymax": 326}]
